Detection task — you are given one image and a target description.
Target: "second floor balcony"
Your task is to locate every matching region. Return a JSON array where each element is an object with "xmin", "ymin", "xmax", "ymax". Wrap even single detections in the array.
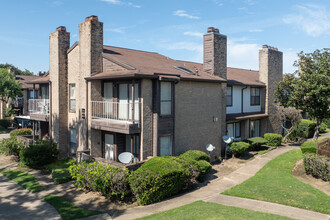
[
  {"xmin": 28, "ymin": 99, "xmax": 49, "ymax": 121},
  {"xmin": 91, "ymin": 100, "xmax": 141, "ymax": 134}
]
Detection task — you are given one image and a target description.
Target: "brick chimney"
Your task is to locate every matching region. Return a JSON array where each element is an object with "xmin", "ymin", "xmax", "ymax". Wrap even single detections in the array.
[
  {"xmin": 259, "ymin": 45, "xmax": 283, "ymax": 134},
  {"xmin": 79, "ymin": 15, "xmax": 103, "ymax": 76},
  {"xmin": 203, "ymin": 27, "xmax": 227, "ymax": 79},
  {"xmin": 49, "ymin": 25, "xmax": 70, "ymax": 156}
]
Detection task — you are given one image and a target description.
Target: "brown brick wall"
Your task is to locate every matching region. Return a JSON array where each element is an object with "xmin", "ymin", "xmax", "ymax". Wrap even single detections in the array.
[
  {"xmin": 140, "ymin": 79, "xmax": 153, "ymax": 160},
  {"xmin": 49, "ymin": 28, "xmax": 70, "ymax": 156},
  {"xmin": 174, "ymin": 81, "xmax": 226, "ymax": 160},
  {"xmin": 259, "ymin": 48, "xmax": 283, "ymax": 134}
]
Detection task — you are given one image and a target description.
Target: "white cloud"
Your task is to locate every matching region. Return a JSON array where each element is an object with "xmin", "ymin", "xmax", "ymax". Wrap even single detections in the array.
[
  {"xmin": 212, "ymin": 0, "xmax": 223, "ymax": 7},
  {"xmin": 249, "ymin": 29, "xmax": 263, "ymax": 32},
  {"xmin": 173, "ymin": 10, "xmax": 200, "ymax": 19},
  {"xmin": 282, "ymin": 49, "xmax": 298, "ymax": 74},
  {"xmin": 227, "ymin": 39, "xmax": 259, "ymax": 70},
  {"xmin": 106, "ymin": 27, "xmax": 125, "ymax": 33},
  {"xmin": 183, "ymin": 31, "xmax": 203, "ymax": 38},
  {"xmin": 101, "ymin": 0, "xmax": 141, "ymax": 8},
  {"xmin": 283, "ymin": 4, "xmax": 330, "ymax": 37}
]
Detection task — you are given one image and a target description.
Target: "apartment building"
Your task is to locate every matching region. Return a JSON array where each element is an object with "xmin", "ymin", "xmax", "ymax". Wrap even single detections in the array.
[{"xmin": 30, "ymin": 15, "xmax": 282, "ymax": 163}]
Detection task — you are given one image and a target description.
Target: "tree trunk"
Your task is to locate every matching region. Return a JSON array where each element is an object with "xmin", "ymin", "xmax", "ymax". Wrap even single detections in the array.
[
  {"xmin": 312, "ymin": 117, "xmax": 322, "ymax": 140},
  {"xmin": 283, "ymin": 127, "xmax": 294, "ymax": 143}
]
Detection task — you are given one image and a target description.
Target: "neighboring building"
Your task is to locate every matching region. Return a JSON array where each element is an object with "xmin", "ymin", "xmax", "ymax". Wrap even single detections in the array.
[{"xmin": 30, "ymin": 16, "xmax": 282, "ymax": 163}]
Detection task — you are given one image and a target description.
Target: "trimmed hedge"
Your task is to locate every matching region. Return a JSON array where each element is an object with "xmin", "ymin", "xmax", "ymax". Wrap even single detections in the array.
[
  {"xmin": 19, "ymin": 139, "xmax": 59, "ymax": 168},
  {"xmin": 129, "ymin": 156, "xmax": 194, "ymax": 205},
  {"xmin": 10, "ymin": 128, "xmax": 32, "ymax": 137},
  {"xmin": 196, "ymin": 160, "xmax": 212, "ymax": 181},
  {"xmin": 264, "ymin": 133, "xmax": 282, "ymax": 146},
  {"xmin": 179, "ymin": 150, "xmax": 210, "ymax": 162},
  {"xmin": 69, "ymin": 161, "xmax": 130, "ymax": 200},
  {"xmin": 0, "ymin": 119, "xmax": 11, "ymax": 129},
  {"xmin": 300, "ymin": 139, "xmax": 326, "ymax": 154},
  {"xmin": 0, "ymin": 137, "xmax": 24, "ymax": 156},
  {"xmin": 247, "ymin": 137, "xmax": 268, "ymax": 150},
  {"xmin": 230, "ymin": 142, "xmax": 250, "ymax": 157},
  {"xmin": 303, "ymin": 153, "xmax": 330, "ymax": 181},
  {"xmin": 292, "ymin": 119, "xmax": 327, "ymax": 139}
]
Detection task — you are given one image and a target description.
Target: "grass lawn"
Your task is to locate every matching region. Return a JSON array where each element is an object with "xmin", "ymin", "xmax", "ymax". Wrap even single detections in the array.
[
  {"xmin": 222, "ymin": 149, "xmax": 330, "ymax": 214},
  {"xmin": 258, "ymin": 149, "xmax": 272, "ymax": 155},
  {"xmin": 43, "ymin": 158, "xmax": 75, "ymax": 184},
  {"xmin": 43, "ymin": 158, "xmax": 75, "ymax": 171},
  {"xmin": 139, "ymin": 201, "xmax": 293, "ymax": 220},
  {"xmin": 0, "ymin": 169, "xmax": 44, "ymax": 193},
  {"xmin": 43, "ymin": 194, "xmax": 101, "ymax": 220}
]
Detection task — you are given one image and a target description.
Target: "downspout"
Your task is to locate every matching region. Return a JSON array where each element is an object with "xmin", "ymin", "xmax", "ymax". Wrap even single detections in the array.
[
  {"xmin": 85, "ymin": 80, "xmax": 89, "ymax": 152},
  {"xmin": 49, "ymin": 81, "xmax": 52, "ymax": 139},
  {"xmin": 241, "ymin": 86, "xmax": 247, "ymax": 114}
]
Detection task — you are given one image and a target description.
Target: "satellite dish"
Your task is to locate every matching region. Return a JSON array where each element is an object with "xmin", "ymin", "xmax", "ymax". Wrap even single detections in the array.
[
  {"xmin": 222, "ymin": 136, "xmax": 234, "ymax": 144},
  {"xmin": 118, "ymin": 152, "xmax": 134, "ymax": 164},
  {"xmin": 206, "ymin": 144, "xmax": 215, "ymax": 152}
]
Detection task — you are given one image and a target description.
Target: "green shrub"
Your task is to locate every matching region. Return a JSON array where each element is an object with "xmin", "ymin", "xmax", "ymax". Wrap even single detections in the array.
[
  {"xmin": 230, "ymin": 142, "xmax": 250, "ymax": 157},
  {"xmin": 52, "ymin": 168, "xmax": 72, "ymax": 184},
  {"xmin": 0, "ymin": 119, "xmax": 11, "ymax": 129},
  {"xmin": 19, "ymin": 139, "xmax": 59, "ymax": 168},
  {"xmin": 0, "ymin": 137, "xmax": 24, "ymax": 156},
  {"xmin": 303, "ymin": 153, "xmax": 330, "ymax": 181},
  {"xmin": 320, "ymin": 122, "xmax": 327, "ymax": 133},
  {"xmin": 10, "ymin": 128, "xmax": 32, "ymax": 137},
  {"xmin": 300, "ymin": 139, "xmax": 326, "ymax": 154},
  {"xmin": 264, "ymin": 133, "xmax": 282, "ymax": 146},
  {"xmin": 69, "ymin": 161, "xmax": 130, "ymax": 200},
  {"xmin": 129, "ymin": 156, "xmax": 192, "ymax": 205},
  {"xmin": 323, "ymin": 118, "xmax": 330, "ymax": 129},
  {"xmin": 179, "ymin": 150, "xmax": 210, "ymax": 162},
  {"xmin": 196, "ymin": 160, "xmax": 212, "ymax": 181},
  {"xmin": 247, "ymin": 137, "xmax": 268, "ymax": 150}
]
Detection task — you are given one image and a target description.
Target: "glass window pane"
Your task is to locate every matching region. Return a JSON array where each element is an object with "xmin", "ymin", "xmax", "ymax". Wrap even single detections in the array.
[
  {"xmin": 235, "ymin": 122, "xmax": 240, "ymax": 137},
  {"xmin": 161, "ymin": 101, "xmax": 171, "ymax": 115},
  {"xmin": 160, "ymin": 136, "xmax": 171, "ymax": 156},
  {"xmin": 256, "ymin": 88, "xmax": 260, "ymax": 96},
  {"xmin": 226, "ymin": 96, "xmax": 232, "ymax": 106},
  {"xmin": 104, "ymin": 82, "xmax": 113, "ymax": 101},
  {"xmin": 70, "ymin": 84, "xmax": 75, "ymax": 99},
  {"xmin": 161, "ymin": 82, "xmax": 171, "ymax": 101},
  {"xmin": 227, "ymin": 87, "xmax": 232, "ymax": 95}
]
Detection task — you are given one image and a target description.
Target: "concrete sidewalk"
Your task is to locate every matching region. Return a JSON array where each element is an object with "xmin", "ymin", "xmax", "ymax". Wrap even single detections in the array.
[
  {"xmin": 0, "ymin": 173, "xmax": 60, "ymax": 220},
  {"xmin": 112, "ymin": 146, "xmax": 330, "ymax": 220}
]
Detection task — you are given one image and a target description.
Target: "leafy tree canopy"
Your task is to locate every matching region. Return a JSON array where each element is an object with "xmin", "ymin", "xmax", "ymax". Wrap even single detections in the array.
[
  {"xmin": 0, "ymin": 63, "xmax": 33, "ymax": 76},
  {"xmin": 0, "ymin": 68, "xmax": 23, "ymax": 103},
  {"xmin": 275, "ymin": 48, "xmax": 330, "ymax": 140}
]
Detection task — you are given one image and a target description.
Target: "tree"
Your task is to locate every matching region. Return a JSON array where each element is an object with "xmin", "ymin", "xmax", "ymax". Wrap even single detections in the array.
[
  {"xmin": 276, "ymin": 105, "xmax": 302, "ymax": 142},
  {"xmin": 0, "ymin": 63, "xmax": 33, "ymax": 76},
  {"xmin": 0, "ymin": 68, "xmax": 23, "ymax": 104},
  {"xmin": 275, "ymin": 48, "xmax": 330, "ymax": 140}
]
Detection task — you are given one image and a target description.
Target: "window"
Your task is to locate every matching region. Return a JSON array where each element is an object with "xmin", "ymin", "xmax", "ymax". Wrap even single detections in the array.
[
  {"xmin": 70, "ymin": 128, "xmax": 77, "ymax": 154},
  {"xmin": 235, "ymin": 122, "xmax": 241, "ymax": 138},
  {"xmin": 40, "ymin": 85, "xmax": 49, "ymax": 99},
  {"xmin": 250, "ymin": 120, "xmax": 260, "ymax": 137},
  {"xmin": 69, "ymin": 84, "xmax": 76, "ymax": 111},
  {"xmin": 250, "ymin": 87, "xmax": 260, "ymax": 105},
  {"xmin": 226, "ymin": 86, "xmax": 232, "ymax": 106},
  {"xmin": 29, "ymin": 90, "xmax": 38, "ymax": 99},
  {"xmin": 226, "ymin": 122, "xmax": 241, "ymax": 138},
  {"xmin": 160, "ymin": 136, "xmax": 172, "ymax": 156},
  {"xmin": 160, "ymin": 82, "xmax": 172, "ymax": 116}
]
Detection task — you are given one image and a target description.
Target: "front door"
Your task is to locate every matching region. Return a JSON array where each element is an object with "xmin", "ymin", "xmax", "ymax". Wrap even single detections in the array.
[{"xmin": 104, "ymin": 134, "xmax": 114, "ymax": 161}]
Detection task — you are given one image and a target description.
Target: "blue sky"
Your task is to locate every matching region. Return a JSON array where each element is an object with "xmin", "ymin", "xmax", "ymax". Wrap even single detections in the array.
[{"xmin": 0, "ymin": 0, "xmax": 329, "ymax": 74}]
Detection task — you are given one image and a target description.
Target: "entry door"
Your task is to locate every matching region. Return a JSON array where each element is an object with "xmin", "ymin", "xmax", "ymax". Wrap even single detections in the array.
[{"xmin": 104, "ymin": 134, "xmax": 114, "ymax": 161}]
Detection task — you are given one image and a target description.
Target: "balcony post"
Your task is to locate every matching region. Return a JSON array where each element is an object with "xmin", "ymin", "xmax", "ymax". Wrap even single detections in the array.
[{"xmin": 132, "ymin": 80, "xmax": 135, "ymax": 122}]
